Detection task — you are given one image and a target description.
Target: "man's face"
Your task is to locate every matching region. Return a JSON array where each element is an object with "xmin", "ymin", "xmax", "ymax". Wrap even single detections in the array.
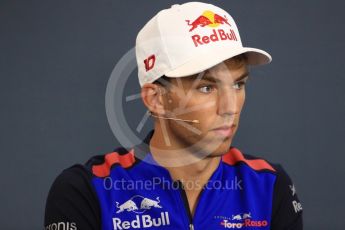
[{"xmin": 159, "ymin": 57, "xmax": 249, "ymax": 157}]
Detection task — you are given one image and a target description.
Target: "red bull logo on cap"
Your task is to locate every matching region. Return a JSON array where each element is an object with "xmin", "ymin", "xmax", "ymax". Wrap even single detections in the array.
[
  {"xmin": 186, "ymin": 10, "xmax": 231, "ymax": 32},
  {"xmin": 185, "ymin": 10, "xmax": 238, "ymax": 47}
]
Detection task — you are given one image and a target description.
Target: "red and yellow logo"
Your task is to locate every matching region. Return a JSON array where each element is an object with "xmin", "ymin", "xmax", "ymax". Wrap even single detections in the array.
[
  {"xmin": 185, "ymin": 10, "xmax": 231, "ymax": 32},
  {"xmin": 185, "ymin": 10, "xmax": 237, "ymax": 47}
]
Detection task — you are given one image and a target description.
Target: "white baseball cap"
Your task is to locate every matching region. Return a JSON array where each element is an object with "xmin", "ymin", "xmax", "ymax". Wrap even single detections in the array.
[{"xmin": 135, "ymin": 1, "xmax": 272, "ymax": 87}]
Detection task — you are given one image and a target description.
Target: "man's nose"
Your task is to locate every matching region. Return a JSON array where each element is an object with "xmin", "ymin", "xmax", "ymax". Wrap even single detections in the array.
[{"xmin": 217, "ymin": 87, "xmax": 238, "ymax": 116}]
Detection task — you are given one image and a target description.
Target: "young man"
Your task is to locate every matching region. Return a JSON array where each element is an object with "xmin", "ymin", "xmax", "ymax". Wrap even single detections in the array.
[{"xmin": 45, "ymin": 2, "xmax": 303, "ymax": 230}]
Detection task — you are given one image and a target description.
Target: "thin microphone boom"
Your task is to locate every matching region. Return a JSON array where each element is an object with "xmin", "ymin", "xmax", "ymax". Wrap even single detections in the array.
[{"xmin": 148, "ymin": 111, "xmax": 200, "ymax": 124}]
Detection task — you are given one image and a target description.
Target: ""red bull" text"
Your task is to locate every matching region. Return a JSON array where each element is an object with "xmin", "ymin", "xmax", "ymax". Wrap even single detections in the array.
[
  {"xmin": 191, "ymin": 28, "xmax": 238, "ymax": 47},
  {"xmin": 113, "ymin": 212, "xmax": 170, "ymax": 230}
]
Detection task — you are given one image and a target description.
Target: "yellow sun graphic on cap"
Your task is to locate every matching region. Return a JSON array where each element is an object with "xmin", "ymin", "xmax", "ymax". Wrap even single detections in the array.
[{"xmin": 202, "ymin": 10, "xmax": 220, "ymax": 27}]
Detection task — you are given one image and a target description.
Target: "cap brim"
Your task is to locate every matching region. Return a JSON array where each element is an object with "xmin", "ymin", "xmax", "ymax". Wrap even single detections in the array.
[{"xmin": 165, "ymin": 46, "xmax": 272, "ymax": 78}]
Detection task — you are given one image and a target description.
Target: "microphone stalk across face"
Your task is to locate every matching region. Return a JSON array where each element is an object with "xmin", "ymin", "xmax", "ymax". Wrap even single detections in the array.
[{"xmin": 148, "ymin": 111, "xmax": 200, "ymax": 124}]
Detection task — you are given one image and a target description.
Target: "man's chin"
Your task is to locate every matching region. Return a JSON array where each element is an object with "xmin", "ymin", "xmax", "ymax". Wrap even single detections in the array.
[
  {"xmin": 215, "ymin": 138, "xmax": 233, "ymax": 153},
  {"xmin": 201, "ymin": 141, "xmax": 232, "ymax": 158},
  {"xmin": 188, "ymin": 134, "xmax": 233, "ymax": 158},
  {"xmin": 209, "ymin": 149, "xmax": 231, "ymax": 157}
]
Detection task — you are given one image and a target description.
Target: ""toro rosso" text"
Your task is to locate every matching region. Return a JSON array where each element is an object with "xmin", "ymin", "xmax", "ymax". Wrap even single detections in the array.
[{"xmin": 221, "ymin": 219, "xmax": 268, "ymax": 229}]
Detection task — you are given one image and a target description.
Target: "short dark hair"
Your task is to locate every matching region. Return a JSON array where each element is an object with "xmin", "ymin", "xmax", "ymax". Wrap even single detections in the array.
[{"xmin": 153, "ymin": 75, "xmax": 171, "ymax": 87}]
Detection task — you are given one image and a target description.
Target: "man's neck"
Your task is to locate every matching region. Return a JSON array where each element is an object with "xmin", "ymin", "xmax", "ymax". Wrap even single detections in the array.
[
  {"xmin": 148, "ymin": 126, "xmax": 221, "ymax": 215},
  {"xmin": 166, "ymin": 155, "xmax": 221, "ymax": 186},
  {"xmin": 148, "ymin": 125, "xmax": 221, "ymax": 180}
]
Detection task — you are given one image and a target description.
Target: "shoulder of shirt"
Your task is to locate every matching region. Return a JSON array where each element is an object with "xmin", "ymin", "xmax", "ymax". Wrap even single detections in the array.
[
  {"xmin": 222, "ymin": 146, "xmax": 286, "ymax": 175},
  {"xmin": 70, "ymin": 145, "xmax": 289, "ymax": 178},
  {"xmin": 46, "ymin": 149, "xmax": 136, "ymax": 204},
  {"xmin": 83, "ymin": 146, "xmax": 139, "ymax": 178},
  {"xmin": 50, "ymin": 164, "xmax": 95, "ymax": 189}
]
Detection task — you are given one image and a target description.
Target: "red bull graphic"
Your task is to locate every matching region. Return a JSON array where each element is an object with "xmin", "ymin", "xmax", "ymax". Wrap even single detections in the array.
[
  {"xmin": 114, "ymin": 195, "xmax": 171, "ymax": 229},
  {"xmin": 115, "ymin": 195, "xmax": 162, "ymax": 214},
  {"xmin": 186, "ymin": 15, "xmax": 212, "ymax": 32},
  {"xmin": 186, "ymin": 10, "xmax": 231, "ymax": 32},
  {"xmin": 116, "ymin": 200, "xmax": 138, "ymax": 214},
  {"xmin": 185, "ymin": 10, "xmax": 238, "ymax": 47},
  {"xmin": 140, "ymin": 197, "xmax": 162, "ymax": 209},
  {"xmin": 213, "ymin": 13, "xmax": 231, "ymax": 26}
]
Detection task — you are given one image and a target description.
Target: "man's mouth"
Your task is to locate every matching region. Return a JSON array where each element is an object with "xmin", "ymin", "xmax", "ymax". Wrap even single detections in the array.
[{"xmin": 212, "ymin": 125, "xmax": 236, "ymax": 137}]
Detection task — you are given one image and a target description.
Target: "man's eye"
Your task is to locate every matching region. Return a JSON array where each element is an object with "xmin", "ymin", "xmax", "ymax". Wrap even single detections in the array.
[
  {"xmin": 232, "ymin": 81, "xmax": 246, "ymax": 90},
  {"xmin": 198, "ymin": 85, "xmax": 214, "ymax": 93}
]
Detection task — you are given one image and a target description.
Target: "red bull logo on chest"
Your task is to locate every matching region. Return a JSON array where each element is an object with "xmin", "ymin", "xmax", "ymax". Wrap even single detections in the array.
[
  {"xmin": 113, "ymin": 195, "xmax": 171, "ymax": 229},
  {"xmin": 185, "ymin": 10, "xmax": 238, "ymax": 47}
]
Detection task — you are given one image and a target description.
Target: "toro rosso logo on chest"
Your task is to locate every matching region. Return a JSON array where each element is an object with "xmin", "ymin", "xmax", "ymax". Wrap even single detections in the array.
[
  {"xmin": 219, "ymin": 212, "xmax": 268, "ymax": 229},
  {"xmin": 116, "ymin": 195, "xmax": 162, "ymax": 214}
]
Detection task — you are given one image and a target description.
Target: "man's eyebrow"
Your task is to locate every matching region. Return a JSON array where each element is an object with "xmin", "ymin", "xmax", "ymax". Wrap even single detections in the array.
[
  {"xmin": 200, "ymin": 72, "xmax": 249, "ymax": 83},
  {"xmin": 235, "ymin": 72, "xmax": 250, "ymax": 81}
]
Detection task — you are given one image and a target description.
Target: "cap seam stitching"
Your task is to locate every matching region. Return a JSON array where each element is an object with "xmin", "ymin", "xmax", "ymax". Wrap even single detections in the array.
[{"xmin": 156, "ymin": 11, "xmax": 172, "ymax": 73}]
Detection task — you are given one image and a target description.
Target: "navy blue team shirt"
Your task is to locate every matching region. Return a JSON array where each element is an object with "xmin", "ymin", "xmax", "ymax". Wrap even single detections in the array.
[{"xmin": 44, "ymin": 129, "xmax": 303, "ymax": 230}]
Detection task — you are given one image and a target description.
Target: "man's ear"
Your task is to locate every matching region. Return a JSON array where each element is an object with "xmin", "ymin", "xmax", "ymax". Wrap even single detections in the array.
[{"xmin": 141, "ymin": 83, "xmax": 167, "ymax": 115}]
